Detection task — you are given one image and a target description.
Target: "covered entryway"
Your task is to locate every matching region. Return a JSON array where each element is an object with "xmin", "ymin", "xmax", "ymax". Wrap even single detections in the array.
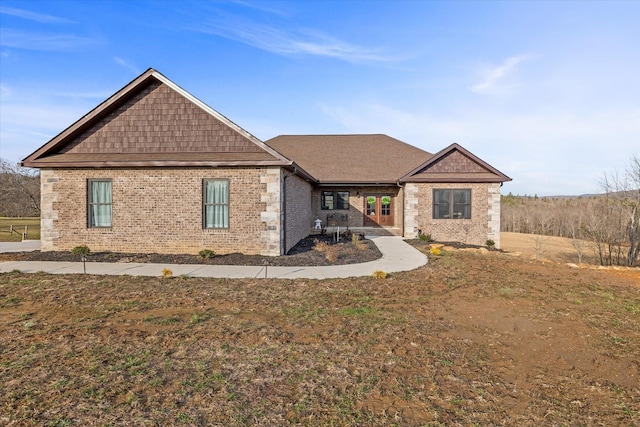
[{"xmin": 364, "ymin": 195, "xmax": 394, "ymax": 226}]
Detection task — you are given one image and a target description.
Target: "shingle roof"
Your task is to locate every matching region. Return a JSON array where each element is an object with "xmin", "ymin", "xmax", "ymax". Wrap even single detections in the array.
[
  {"xmin": 265, "ymin": 134, "xmax": 433, "ymax": 184},
  {"xmin": 21, "ymin": 69, "xmax": 291, "ymax": 168},
  {"xmin": 20, "ymin": 68, "xmax": 510, "ymax": 185},
  {"xmin": 400, "ymin": 143, "xmax": 512, "ymax": 183}
]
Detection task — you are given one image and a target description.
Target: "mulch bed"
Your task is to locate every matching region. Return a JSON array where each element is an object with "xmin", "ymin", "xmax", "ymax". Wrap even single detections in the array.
[{"xmin": 1, "ymin": 234, "xmax": 381, "ymax": 266}]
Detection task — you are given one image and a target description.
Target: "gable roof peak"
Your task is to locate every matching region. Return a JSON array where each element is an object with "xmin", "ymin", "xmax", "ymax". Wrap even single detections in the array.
[
  {"xmin": 21, "ymin": 68, "xmax": 291, "ymax": 168},
  {"xmin": 400, "ymin": 142, "xmax": 512, "ymax": 183}
]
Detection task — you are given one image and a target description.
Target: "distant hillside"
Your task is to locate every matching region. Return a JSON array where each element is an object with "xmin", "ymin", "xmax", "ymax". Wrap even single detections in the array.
[
  {"xmin": 504, "ymin": 190, "xmax": 638, "ymax": 200},
  {"xmin": 501, "ymin": 191, "xmax": 639, "ymax": 266}
]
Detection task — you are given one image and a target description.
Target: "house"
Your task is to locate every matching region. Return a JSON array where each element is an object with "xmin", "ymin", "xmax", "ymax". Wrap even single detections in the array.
[{"xmin": 21, "ymin": 69, "xmax": 511, "ymax": 256}]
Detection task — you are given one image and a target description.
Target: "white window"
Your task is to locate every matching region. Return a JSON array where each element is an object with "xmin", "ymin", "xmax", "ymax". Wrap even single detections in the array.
[
  {"xmin": 203, "ymin": 179, "xmax": 229, "ymax": 229},
  {"xmin": 88, "ymin": 179, "xmax": 112, "ymax": 227}
]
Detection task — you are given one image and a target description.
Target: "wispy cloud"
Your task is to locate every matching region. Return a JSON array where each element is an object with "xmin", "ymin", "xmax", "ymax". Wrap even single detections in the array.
[
  {"xmin": 0, "ymin": 103, "xmax": 89, "ymax": 162},
  {"xmin": 0, "ymin": 5, "xmax": 74, "ymax": 24},
  {"xmin": 114, "ymin": 57, "xmax": 141, "ymax": 75},
  {"xmin": 0, "ymin": 84, "xmax": 12, "ymax": 97},
  {"xmin": 193, "ymin": 17, "xmax": 397, "ymax": 63},
  {"xmin": 469, "ymin": 54, "xmax": 534, "ymax": 94},
  {"xmin": 0, "ymin": 29, "xmax": 100, "ymax": 51},
  {"xmin": 228, "ymin": 0, "xmax": 290, "ymax": 17}
]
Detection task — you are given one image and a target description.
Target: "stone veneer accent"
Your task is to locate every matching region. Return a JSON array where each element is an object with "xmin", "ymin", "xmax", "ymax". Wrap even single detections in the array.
[
  {"xmin": 260, "ymin": 167, "xmax": 283, "ymax": 255},
  {"xmin": 487, "ymin": 183, "xmax": 501, "ymax": 248},
  {"xmin": 40, "ymin": 169, "xmax": 59, "ymax": 251},
  {"xmin": 404, "ymin": 182, "xmax": 502, "ymax": 248},
  {"xmin": 39, "ymin": 167, "xmax": 283, "ymax": 256},
  {"xmin": 403, "ymin": 183, "xmax": 420, "ymax": 239}
]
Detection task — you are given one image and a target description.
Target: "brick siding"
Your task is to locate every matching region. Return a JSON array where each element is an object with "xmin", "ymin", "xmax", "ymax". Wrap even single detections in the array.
[
  {"xmin": 40, "ymin": 167, "xmax": 283, "ymax": 255},
  {"xmin": 284, "ymin": 174, "xmax": 312, "ymax": 253},
  {"xmin": 404, "ymin": 182, "xmax": 502, "ymax": 247}
]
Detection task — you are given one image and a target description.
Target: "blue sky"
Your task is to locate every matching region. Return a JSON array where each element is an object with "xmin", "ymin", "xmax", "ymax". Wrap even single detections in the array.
[{"xmin": 1, "ymin": 0, "xmax": 638, "ymax": 196}]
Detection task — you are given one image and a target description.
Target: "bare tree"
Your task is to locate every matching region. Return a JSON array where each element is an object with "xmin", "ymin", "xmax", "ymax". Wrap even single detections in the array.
[
  {"xmin": 0, "ymin": 158, "xmax": 40, "ymax": 217},
  {"xmin": 569, "ymin": 211, "xmax": 586, "ymax": 264},
  {"xmin": 532, "ymin": 209, "xmax": 554, "ymax": 261},
  {"xmin": 501, "ymin": 154, "xmax": 639, "ymax": 267},
  {"xmin": 600, "ymin": 154, "xmax": 640, "ymax": 266}
]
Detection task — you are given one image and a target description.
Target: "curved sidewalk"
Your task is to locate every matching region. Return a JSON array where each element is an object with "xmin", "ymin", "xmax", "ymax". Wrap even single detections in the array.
[{"xmin": 0, "ymin": 236, "xmax": 427, "ymax": 279}]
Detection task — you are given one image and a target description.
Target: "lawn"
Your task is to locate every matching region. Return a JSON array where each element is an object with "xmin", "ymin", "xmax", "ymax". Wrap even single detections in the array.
[
  {"xmin": 0, "ymin": 217, "xmax": 40, "ymax": 242},
  {"xmin": 1, "ymin": 250, "xmax": 639, "ymax": 426}
]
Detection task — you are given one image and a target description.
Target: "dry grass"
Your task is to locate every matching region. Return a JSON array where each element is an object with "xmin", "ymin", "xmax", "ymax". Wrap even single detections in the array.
[
  {"xmin": 324, "ymin": 247, "xmax": 339, "ymax": 263},
  {"xmin": 354, "ymin": 240, "xmax": 369, "ymax": 251},
  {"xmin": 312, "ymin": 239, "xmax": 331, "ymax": 252},
  {"xmin": 501, "ymin": 232, "xmax": 598, "ymax": 264},
  {"xmin": 1, "ymin": 251, "xmax": 638, "ymax": 426},
  {"xmin": 0, "ymin": 217, "xmax": 40, "ymax": 242},
  {"xmin": 313, "ymin": 239, "xmax": 344, "ymax": 263}
]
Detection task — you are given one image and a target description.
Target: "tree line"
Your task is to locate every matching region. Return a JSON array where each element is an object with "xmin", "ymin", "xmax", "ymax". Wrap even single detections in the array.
[
  {"xmin": 501, "ymin": 154, "xmax": 640, "ymax": 267},
  {"xmin": 0, "ymin": 157, "xmax": 40, "ymax": 217}
]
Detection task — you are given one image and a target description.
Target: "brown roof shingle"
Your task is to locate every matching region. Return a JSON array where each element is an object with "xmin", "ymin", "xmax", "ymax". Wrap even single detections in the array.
[
  {"xmin": 265, "ymin": 134, "xmax": 433, "ymax": 184},
  {"xmin": 401, "ymin": 143, "xmax": 512, "ymax": 183},
  {"xmin": 21, "ymin": 69, "xmax": 290, "ymax": 168}
]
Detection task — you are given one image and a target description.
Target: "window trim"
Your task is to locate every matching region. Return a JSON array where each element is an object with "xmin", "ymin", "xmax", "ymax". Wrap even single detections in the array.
[
  {"xmin": 433, "ymin": 188, "xmax": 472, "ymax": 219},
  {"xmin": 203, "ymin": 178, "xmax": 230, "ymax": 229},
  {"xmin": 87, "ymin": 178, "xmax": 113, "ymax": 228},
  {"xmin": 321, "ymin": 191, "xmax": 350, "ymax": 210}
]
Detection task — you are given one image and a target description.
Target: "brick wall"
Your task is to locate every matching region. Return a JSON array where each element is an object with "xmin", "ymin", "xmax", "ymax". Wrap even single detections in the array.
[
  {"xmin": 284, "ymin": 174, "xmax": 312, "ymax": 253},
  {"xmin": 405, "ymin": 182, "xmax": 502, "ymax": 247},
  {"xmin": 39, "ymin": 167, "xmax": 283, "ymax": 255}
]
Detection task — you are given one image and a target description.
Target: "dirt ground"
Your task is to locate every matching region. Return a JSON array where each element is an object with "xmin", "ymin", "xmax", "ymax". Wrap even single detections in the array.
[{"xmin": 1, "ymin": 235, "xmax": 639, "ymax": 426}]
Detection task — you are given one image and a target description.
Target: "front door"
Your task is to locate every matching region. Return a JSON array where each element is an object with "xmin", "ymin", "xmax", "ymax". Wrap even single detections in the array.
[{"xmin": 364, "ymin": 195, "xmax": 394, "ymax": 226}]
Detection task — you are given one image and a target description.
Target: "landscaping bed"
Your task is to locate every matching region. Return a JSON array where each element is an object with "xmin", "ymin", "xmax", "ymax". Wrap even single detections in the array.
[{"xmin": 0, "ymin": 234, "xmax": 382, "ymax": 266}]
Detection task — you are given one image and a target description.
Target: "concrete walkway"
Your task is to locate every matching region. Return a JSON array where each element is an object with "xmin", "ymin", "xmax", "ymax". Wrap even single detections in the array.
[
  {"xmin": 0, "ymin": 236, "xmax": 427, "ymax": 279},
  {"xmin": 0, "ymin": 240, "xmax": 41, "ymax": 253}
]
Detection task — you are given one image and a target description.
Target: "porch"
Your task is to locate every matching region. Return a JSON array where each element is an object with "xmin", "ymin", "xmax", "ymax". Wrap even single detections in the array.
[{"xmin": 312, "ymin": 226, "xmax": 403, "ymax": 238}]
